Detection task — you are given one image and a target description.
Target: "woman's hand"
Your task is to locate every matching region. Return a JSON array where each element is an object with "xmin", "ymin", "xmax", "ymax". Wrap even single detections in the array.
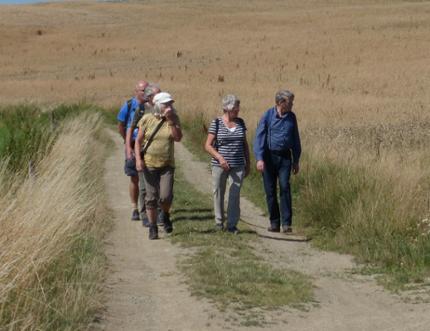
[
  {"xmin": 164, "ymin": 108, "xmax": 176, "ymax": 123},
  {"xmin": 218, "ymin": 156, "xmax": 230, "ymax": 171}
]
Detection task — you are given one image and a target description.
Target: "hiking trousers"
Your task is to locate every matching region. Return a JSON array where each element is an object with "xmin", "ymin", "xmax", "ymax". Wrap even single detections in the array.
[{"xmin": 211, "ymin": 165, "xmax": 245, "ymax": 229}]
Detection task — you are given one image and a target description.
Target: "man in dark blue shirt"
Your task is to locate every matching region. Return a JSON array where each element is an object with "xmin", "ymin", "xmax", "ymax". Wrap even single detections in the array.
[{"xmin": 253, "ymin": 89, "xmax": 301, "ymax": 233}]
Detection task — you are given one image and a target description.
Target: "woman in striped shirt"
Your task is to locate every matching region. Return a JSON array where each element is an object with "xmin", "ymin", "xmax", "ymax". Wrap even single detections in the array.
[{"xmin": 204, "ymin": 94, "xmax": 250, "ymax": 234}]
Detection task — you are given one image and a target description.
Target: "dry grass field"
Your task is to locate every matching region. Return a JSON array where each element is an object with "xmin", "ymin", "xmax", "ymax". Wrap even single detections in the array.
[{"xmin": 0, "ymin": 0, "xmax": 428, "ymax": 149}]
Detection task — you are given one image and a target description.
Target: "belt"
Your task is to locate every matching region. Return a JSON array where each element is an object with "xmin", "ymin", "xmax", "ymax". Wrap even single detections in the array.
[{"xmin": 269, "ymin": 150, "xmax": 291, "ymax": 158}]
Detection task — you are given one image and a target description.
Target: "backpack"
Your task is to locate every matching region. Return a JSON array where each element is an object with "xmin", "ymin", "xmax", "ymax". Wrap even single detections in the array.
[{"xmin": 130, "ymin": 105, "xmax": 146, "ymax": 133}]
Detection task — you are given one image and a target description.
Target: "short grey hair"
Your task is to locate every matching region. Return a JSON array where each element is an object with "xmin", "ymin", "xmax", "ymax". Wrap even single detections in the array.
[
  {"xmin": 222, "ymin": 94, "xmax": 240, "ymax": 111},
  {"xmin": 143, "ymin": 83, "xmax": 161, "ymax": 101},
  {"xmin": 275, "ymin": 89, "xmax": 294, "ymax": 104}
]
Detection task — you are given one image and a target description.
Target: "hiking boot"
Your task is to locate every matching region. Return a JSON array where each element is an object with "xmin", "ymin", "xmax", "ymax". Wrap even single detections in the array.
[
  {"xmin": 163, "ymin": 212, "xmax": 173, "ymax": 234},
  {"xmin": 282, "ymin": 225, "xmax": 293, "ymax": 234},
  {"xmin": 131, "ymin": 209, "xmax": 140, "ymax": 221},
  {"xmin": 267, "ymin": 226, "xmax": 280, "ymax": 233},
  {"xmin": 227, "ymin": 226, "xmax": 239, "ymax": 235},
  {"xmin": 149, "ymin": 225, "xmax": 159, "ymax": 240}
]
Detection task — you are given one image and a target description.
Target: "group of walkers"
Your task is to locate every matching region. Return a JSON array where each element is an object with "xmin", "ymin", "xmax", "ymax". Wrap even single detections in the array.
[{"xmin": 117, "ymin": 81, "xmax": 301, "ymax": 240}]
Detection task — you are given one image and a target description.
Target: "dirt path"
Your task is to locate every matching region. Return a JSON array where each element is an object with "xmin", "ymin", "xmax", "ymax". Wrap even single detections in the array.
[
  {"xmin": 100, "ymin": 133, "xmax": 430, "ymax": 331},
  {"xmin": 99, "ymin": 131, "xmax": 226, "ymax": 331}
]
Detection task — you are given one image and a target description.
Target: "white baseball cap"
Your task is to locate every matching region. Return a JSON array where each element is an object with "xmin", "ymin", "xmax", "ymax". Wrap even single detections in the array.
[{"xmin": 153, "ymin": 92, "xmax": 174, "ymax": 105}]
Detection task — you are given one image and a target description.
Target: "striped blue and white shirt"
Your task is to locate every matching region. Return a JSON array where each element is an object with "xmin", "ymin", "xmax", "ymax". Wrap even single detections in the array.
[{"xmin": 208, "ymin": 117, "xmax": 247, "ymax": 168}]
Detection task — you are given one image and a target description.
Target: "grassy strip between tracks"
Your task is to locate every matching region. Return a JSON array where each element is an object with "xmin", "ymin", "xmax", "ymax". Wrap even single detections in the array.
[{"xmin": 170, "ymin": 167, "xmax": 314, "ymax": 327}]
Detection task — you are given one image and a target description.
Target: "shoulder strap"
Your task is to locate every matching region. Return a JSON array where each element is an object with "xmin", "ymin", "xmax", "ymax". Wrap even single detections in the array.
[
  {"xmin": 212, "ymin": 118, "xmax": 220, "ymax": 149},
  {"xmin": 131, "ymin": 106, "xmax": 145, "ymax": 131},
  {"xmin": 127, "ymin": 99, "xmax": 133, "ymax": 112},
  {"xmin": 125, "ymin": 98, "xmax": 133, "ymax": 126},
  {"xmin": 237, "ymin": 117, "xmax": 245, "ymax": 129},
  {"xmin": 141, "ymin": 118, "xmax": 166, "ymax": 155}
]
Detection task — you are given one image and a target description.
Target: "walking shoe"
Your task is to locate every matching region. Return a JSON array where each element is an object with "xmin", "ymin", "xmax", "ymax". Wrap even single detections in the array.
[
  {"xmin": 163, "ymin": 212, "xmax": 173, "ymax": 234},
  {"xmin": 157, "ymin": 209, "xmax": 165, "ymax": 226},
  {"xmin": 227, "ymin": 226, "xmax": 239, "ymax": 235},
  {"xmin": 267, "ymin": 226, "xmax": 280, "ymax": 233},
  {"xmin": 282, "ymin": 225, "xmax": 293, "ymax": 234},
  {"xmin": 141, "ymin": 214, "xmax": 150, "ymax": 227},
  {"xmin": 215, "ymin": 223, "xmax": 224, "ymax": 232},
  {"xmin": 131, "ymin": 209, "xmax": 140, "ymax": 221},
  {"xmin": 149, "ymin": 225, "xmax": 159, "ymax": 240}
]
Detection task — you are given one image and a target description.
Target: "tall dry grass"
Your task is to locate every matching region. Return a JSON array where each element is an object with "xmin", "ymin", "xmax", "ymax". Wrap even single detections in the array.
[{"xmin": 0, "ymin": 112, "xmax": 110, "ymax": 330}]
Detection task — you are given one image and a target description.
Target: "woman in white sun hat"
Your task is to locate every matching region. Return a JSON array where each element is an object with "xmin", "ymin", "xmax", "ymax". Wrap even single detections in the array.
[{"xmin": 135, "ymin": 92, "xmax": 182, "ymax": 240}]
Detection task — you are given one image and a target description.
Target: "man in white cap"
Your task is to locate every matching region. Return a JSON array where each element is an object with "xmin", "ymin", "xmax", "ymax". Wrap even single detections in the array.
[{"xmin": 134, "ymin": 92, "xmax": 182, "ymax": 240}]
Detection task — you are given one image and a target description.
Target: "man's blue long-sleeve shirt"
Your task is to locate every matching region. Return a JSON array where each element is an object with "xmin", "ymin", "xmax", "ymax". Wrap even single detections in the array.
[{"xmin": 253, "ymin": 107, "xmax": 301, "ymax": 164}]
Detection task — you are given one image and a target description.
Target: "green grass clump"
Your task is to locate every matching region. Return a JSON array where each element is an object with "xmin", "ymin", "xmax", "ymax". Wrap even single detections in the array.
[
  {"xmin": 0, "ymin": 103, "xmax": 105, "ymax": 174},
  {"xmin": 171, "ymin": 169, "xmax": 313, "ymax": 325},
  {"xmin": 295, "ymin": 155, "xmax": 430, "ymax": 289}
]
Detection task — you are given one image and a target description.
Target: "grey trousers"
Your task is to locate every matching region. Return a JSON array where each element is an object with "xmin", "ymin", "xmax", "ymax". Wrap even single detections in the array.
[{"xmin": 211, "ymin": 165, "xmax": 245, "ymax": 229}]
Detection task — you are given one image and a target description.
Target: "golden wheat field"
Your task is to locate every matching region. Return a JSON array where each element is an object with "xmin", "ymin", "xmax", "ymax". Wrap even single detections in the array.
[
  {"xmin": 0, "ymin": 0, "xmax": 429, "ymax": 169},
  {"xmin": 0, "ymin": 1, "xmax": 429, "ymax": 328}
]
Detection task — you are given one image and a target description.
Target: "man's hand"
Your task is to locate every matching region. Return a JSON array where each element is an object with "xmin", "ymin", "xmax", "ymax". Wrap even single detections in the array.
[
  {"xmin": 126, "ymin": 149, "xmax": 133, "ymax": 161},
  {"xmin": 256, "ymin": 160, "xmax": 265, "ymax": 173},
  {"xmin": 136, "ymin": 158, "xmax": 145, "ymax": 172},
  {"xmin": 292, "ymin": 163, "xmax": 300, "ymax": 175}
]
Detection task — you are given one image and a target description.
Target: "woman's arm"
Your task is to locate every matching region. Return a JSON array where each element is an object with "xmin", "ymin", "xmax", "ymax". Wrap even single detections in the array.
[
  {"xmin": 205, "ymin": 133, "xmax": 229, "ymax": 171},
  {"xmin": 168, "ymin": 119, "xmax": 183, "ymax": 142},
  {"xmin": 165, "ymin": 111, "xmax": 182, "ymax": 142}
]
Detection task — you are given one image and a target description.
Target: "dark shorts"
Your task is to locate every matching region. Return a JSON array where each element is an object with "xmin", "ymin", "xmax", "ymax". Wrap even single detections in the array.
[{"xmin": 124, "ymin": 157, "xmax": 138, "ymax": 177}]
